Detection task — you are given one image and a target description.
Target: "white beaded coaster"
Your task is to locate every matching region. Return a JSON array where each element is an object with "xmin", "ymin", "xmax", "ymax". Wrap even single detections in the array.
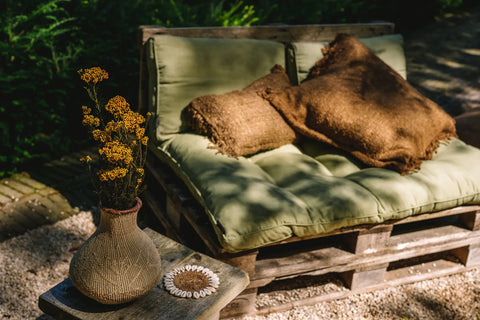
[{"xmin": 163, "ymin": 264, "xmax": 220, "ymax": 299}]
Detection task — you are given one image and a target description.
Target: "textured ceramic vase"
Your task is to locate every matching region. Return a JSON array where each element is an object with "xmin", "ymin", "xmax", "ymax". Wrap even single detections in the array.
[{"xmin": 69, "ymin": 197, "xmax": 162, "ymax": 304}]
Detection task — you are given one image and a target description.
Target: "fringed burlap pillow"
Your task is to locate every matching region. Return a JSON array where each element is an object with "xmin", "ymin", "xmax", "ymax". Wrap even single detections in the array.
[
  {"xmin": 262, "ymin": 34, "xmax": 457, "ymax": 175},
  {"xmin": 184, "ymin": 65, "xmax": 299, "ymax": 157}
]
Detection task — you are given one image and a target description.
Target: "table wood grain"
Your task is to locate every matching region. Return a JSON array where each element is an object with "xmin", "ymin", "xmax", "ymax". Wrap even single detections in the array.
[{"xmin": 38, "ymin": 228, "xmax": 249, "ymax": 320}]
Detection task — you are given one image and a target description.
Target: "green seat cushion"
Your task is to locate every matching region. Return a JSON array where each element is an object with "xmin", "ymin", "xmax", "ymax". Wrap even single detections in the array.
[
  {"xmin": 286, "ymin": 34, "xmax": 406, "ymax": 84},
  {"xmin": 152, "ymin": 134, "xmax": 310, "ymax": 252},
  {"xmin": 154, "ymin": 136, "xmax": 480, "ymax": 252},
  {"xmin": 146, "ymin": 35, "xmax": 286, "ymax": 142}
]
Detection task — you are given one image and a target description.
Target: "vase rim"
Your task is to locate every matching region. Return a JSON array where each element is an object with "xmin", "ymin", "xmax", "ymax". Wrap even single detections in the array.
[{"xmin": 100, "ymin": 197, "xmax": 143, "ymax": 215}]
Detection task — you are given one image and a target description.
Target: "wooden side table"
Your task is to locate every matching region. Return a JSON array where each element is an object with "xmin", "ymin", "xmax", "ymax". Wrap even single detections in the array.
[{"xmin": 38, "ymin": 228, "xmax": 249, "ymax": 320}]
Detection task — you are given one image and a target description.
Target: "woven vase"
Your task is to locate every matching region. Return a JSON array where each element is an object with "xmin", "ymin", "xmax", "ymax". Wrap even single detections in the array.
[{"xmin": 69, "ymin": 197, "xmax": 162, "ymax": 304}]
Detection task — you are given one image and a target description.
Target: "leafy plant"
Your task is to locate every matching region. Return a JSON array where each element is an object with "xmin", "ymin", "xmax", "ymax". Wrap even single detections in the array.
[
  {"xmin": 0, "ymin": 0, "xmax": 82, "ymax": 177},
  {"xmin": 206, "ymin": 1, "xmax": 260, "ymax": 26}
]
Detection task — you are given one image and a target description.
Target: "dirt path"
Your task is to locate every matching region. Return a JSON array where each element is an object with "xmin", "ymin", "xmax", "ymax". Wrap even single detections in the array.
[{"xmin": 403, "ymin": 3, "xmax": 480, "ymax": 116}]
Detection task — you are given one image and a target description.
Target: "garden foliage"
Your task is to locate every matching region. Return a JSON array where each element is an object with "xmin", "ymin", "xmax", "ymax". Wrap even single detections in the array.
[{"xmin": 0, "ymin": 0, "xmax": 471, "ymax": 177}]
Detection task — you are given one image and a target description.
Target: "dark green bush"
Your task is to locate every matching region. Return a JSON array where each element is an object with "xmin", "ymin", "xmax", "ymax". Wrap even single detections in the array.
[
  {"xmin": 0, "ymin": 0, "xmax": 471, "ymax": 177},
  {"xmin": 1, "ymin": 0, "xmax": 80, "ymax": 177},
  {"xmin": 0, "ymin": 0, "xmax": 264, "ymax": 177}
]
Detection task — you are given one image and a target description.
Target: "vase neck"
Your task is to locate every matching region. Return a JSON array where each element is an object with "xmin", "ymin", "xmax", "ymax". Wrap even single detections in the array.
[{"xmin": 99, "ymin": 208, "xmax": 139, "ymax": 235}]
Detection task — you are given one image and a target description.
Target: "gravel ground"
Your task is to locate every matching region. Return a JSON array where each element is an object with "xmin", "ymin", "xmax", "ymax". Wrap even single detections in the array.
[
  {"xmin": 0, "ymin": 211, "xmax": 479, "ymax": 320},
  {"xmin": 0, "ymin": 211, "xmax": 96, "ymax": 320}
]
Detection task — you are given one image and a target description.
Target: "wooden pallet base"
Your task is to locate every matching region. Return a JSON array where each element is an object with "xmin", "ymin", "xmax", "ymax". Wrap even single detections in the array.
[
  {"xmin": 253, "ymin": 254, "xmax": 475, "ymax": 316},
  {"xmin": 144, "ymin": 156, "xmax": 480, "ymax": 318}
]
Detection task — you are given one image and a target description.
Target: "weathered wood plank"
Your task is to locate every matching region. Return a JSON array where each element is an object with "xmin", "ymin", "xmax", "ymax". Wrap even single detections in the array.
[
  {"xmin": 343, "ymin": 225, "xmax": 393, "ymax": 254},
  {"xmin": 256, "ymin": 259, "xmax": 472, "ymax": 316},
  {"xmin": 451, "ymin": 243, "xmax": 480, "ymax": 267},
  {"xmin": 39, "ymin": 229, "xmax": 249, "ymax": 320},
  {"xmin": 254, "ymin": 228, "xmax": 480, "ymax": 281},
  {"xmin": 220, "ymin": 250, "xmax": 259, "ymax": 280},
  {"xmin": 388, "ymin": 225, "xmax": 474, "ymax": 250},
  {"xmin": 341, "ymin": 263, "xmax": 388, "ymax": 290},
  {"xmin": 138, "ymin": 23, "xmax": 395, "ymax": 46},
  {"xmin": 460, "ymin": 210, "xmax": 480, "ymax": 231},
  {"xmin": 220, "ymin": 287, "xmax": 258, "ymax": 318}
]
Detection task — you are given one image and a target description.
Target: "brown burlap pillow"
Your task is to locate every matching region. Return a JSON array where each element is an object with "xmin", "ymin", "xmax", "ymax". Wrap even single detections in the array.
[
  {"xmin": 183, "ymin": 65, "xmax": 299, "ymax": 157},
  {"xmin": 262, "ymin": 34, "xmax": 457, "ymax": 174}
]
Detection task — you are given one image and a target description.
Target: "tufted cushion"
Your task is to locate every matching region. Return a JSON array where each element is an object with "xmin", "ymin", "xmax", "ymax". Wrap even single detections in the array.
[
  {"xmin": 286, "ymin": 34, "xmax": 407, "ymax": 84},
  {"xmin": 183, "ymin": 65, "xmax": 298, "ymax": 157},
  {"xmin": 146, "ymin": 35, "xmax": 285, "ymax": 142},
  {"xmin": 153, "ymin": 134, "xmax": 480, "ymax": 252},
  {"xmin": 263, "ymin": 33, "xmax": 457, "ymax": 174}
]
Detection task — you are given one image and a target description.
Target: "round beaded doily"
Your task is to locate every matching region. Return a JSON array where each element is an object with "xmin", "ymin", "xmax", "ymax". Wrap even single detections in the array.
[{"xmin": 163, "ymin": 264, "xmax": 220, "ymax": 299}]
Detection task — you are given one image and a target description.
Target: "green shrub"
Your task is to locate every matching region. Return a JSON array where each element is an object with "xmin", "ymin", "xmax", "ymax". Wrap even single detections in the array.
[
  {"xmin": 0, "ymin": 0, "xmax": 471, "ymax": 178},
  {"xmin": 0, "ymin": 0, "xmax": 82, "ymax": 177}
]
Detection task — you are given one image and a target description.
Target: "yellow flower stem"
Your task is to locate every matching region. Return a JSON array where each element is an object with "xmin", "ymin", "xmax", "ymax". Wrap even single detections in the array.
[
  {"xmin": 86, "ymin": 84, "xmax": 105, "ymax": 129},
  {"xmin": 86, "ymin": 162, "xmax": 98, "ymax": 195}
]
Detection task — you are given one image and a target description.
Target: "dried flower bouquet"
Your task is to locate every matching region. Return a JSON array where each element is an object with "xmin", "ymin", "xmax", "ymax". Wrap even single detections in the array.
[{"xmin": 78, "ymin": 67, "xmax": 150, "ymax": 210}]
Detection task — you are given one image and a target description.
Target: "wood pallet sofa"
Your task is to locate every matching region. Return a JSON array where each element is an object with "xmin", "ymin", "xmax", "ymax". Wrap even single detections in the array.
[{"xmin": 137, "ymin": 23, "xmax": 480, "ymax": 318}]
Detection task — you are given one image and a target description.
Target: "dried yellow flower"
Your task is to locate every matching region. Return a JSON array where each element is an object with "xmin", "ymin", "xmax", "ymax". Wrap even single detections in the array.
[
  {"xmin": 105, "ymin": 95, "xmax": 130, "ymax": 117},
  {"xmin": 78, "ymin": 67, "xmax": 149, "ymax": 210},
  {"xmin": 92, "ymin": 129, "xmax": 110, "ymax": 143},
  {"xmin": 78, "ymin": 67, "xmax": 109, "ymax": 84},
  {"xmin": 98, "ymin": 140, "xmax": 133, "ymax": 165},
  {"xmin": 82, "ymin": 114, "xmax": 100, "ymax": 127},
  {"xmin": 82, "ymin": 106, "xmax": 91, "ymax": 115},
  {"xmin": 123, "ymin": 110, "xmax": 145, "ymax": 133},
  {"xmin": 98, "ymin": 167, "xmax": 128, "ymax": 182},
  {"xmin": 135, "ymin": 127, "xmax": 145, "ymax": 140}
]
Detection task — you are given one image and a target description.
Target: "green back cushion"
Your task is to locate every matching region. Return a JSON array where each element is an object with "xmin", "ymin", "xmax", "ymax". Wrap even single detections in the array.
[
  {"xmin": 156, "ymin": 136, "xmax": 480, "ymax": 252},
  {"xmin": 286, "ymin": 34, "xmax": 406, "ymax": 84},
  {"xmin": 146, "ymin": 35, "xmax": 286, "ymax": 142}
]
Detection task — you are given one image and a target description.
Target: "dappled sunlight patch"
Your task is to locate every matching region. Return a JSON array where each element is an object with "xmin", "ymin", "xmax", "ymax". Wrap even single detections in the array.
[
  {"xmin": 437, "ymin": 57, "xmax": 474, "ymax": 70},
  {"xmin": 462, "ymin": 48, "xmax": 480, "ymax": 56}
]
